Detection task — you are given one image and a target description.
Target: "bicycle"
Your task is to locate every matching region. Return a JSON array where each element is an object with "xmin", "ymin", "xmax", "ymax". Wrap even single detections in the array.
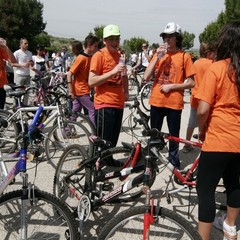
[
  {"xmin": 23, "ymin": 73, "xmax": 97, "ymax": 136},
  {"xmin": 97, "ymin": 132, "xmax": 202, "ymax": 239},
  {"xmin": 0, "ymin": 85, "xmax": 94, "ymax": 168},
  {"xmin": 23, "ymin": 69, "xmax": 67, "ymax": 107},
  {"xmin": 124, "ymin": 97, "xmax": 226, "ymax": 211},
  {"xmin": 53, "ymin": 131, "xmax": 164, "ymax": 236},
  {"xmin": 0, "ymin": 106, "xmax": 80, "ymax": 239}
]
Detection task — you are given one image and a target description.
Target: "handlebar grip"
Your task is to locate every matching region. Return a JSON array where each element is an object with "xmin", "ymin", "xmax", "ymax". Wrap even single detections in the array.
[{"xmin": 30, "ymin": 106, "xmax": 44, "ymax": 127}]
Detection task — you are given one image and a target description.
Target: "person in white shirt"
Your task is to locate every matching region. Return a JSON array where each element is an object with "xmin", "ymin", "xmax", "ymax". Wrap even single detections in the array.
[
  {"xmin": 12, "ymin": 38, "xmax": 33, "ymax": 86},
  {"xmin": 130, "ymin": 51, "xmax": 138, "ymax": 67},
  {"xmin": 31, "ymin": 44, "xmax": 49, "ymax": 77},
  {"xmin": 131, "ymin": 43, "xmax": 150, "ymax": 78}
]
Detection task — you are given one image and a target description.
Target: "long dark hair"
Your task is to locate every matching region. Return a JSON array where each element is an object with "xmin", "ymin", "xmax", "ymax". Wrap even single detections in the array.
[{"xmin": 216, "ymin": 20, "xmax": 240, "ymax": 95}]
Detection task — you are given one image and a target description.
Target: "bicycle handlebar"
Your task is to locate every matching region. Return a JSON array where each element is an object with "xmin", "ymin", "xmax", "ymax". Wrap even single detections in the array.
[{"xmin": 142, "ymin": 128, "xmax": 202, "ymax": 148}]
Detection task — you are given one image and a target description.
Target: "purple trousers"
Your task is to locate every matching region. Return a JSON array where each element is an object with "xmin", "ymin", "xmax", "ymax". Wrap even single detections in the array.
[{"xmin": 72, "ymin": 94, "xmax": 95, "ymax": 126}]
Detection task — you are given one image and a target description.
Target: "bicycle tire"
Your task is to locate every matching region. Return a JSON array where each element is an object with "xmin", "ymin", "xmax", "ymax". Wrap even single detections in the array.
[
  {"xmin": 140, "ymin": 81, "xmax": 152, "ymax": 112},
  {"xmin": 76, "ymin": 112, "xmax": 96, "ymax": 135},
  {"xmin": 0, "ymin": 109, "xmax": 19, "ymax": 153},
  {"xmin": 45, "ymin": 120, "xmax": 93, "ymax": 169},
  {"xmin": 24, "ymin": 86, "xmax": 52, "ymax": 106},
  {"xmin": 98, "ymin": 205, "xmax": 201, "ymax": 240},
  {"xmin": 53, "ymin": 144, "xmax": 89, "ymax": 210},
  {"xmin": 0, "ymin": 189, "xmax": 80, "ymax": 239}
]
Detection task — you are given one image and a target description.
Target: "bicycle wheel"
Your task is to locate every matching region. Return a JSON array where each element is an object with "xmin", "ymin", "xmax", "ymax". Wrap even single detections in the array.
[
  {"xmin": 128, "ymin": 76, "xmax": 140, "ymax": 99},
  {"xmin": 53, "ymin": 144, "xmax": 89, "ymax": 210},
  {"xmin": 140, "ymin": 81, "xmax": 152, "ymax": 112},
  {"xmin": 0, "ymin": 109, "xmax": 19, "ymax": 153},
  {"xmin": 89, "ymin": 147, "xmax": 156, "ymax": 202},
  {"xmin": 45, "ymin": 120, "xmax": 93, "ymax": 169},
  {"xmin": 98, "ymin": 205, "xmax": 201, "ymax": 240},
  {"xmin": 76, "ymin": 112, "xmax": 96, "ymax": 135},
  {"xmin": 0, "ymin": 189, "xmax": 80, "ymax": 239}
]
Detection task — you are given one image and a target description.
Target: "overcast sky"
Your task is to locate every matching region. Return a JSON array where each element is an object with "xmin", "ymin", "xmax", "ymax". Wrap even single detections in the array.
[{"xmin": 39, "ymin": 0, "xmax": 225, "ymax": 49}]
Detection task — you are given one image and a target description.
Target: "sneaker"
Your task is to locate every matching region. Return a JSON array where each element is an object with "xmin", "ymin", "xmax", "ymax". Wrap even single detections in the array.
[
  {"xmin": 223, "ymin": 220, "xmax": 237, "ymax": 240},
  {"xmin": 182, "ymin": 145, "xmax": 194, "ymax": 153},
  {"xmin": 213, "ymin": 212, "xmax": 226, "ymax": 231}
]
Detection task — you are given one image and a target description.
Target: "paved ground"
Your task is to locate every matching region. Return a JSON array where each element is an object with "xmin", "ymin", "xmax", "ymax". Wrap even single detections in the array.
[{"xmin": 4, "ymin": 91, "xmax": 230, "ymax": 239}]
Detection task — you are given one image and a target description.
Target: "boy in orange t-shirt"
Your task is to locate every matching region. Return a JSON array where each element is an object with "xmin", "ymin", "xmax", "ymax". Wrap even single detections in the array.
[
  {"xmin": 67, "ymin": 35, "xmax": 99, "ymax": 125},
  {"xmin": 144, "ymin": 22, "xmax": 196, "ymax": 169},
  {"xmin": 89, "ymin": 24, "xmax": 128, "ymax": 147}
]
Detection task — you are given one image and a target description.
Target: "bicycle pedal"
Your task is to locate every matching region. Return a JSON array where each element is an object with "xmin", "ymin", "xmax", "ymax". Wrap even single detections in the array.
[{"xmin": 102, "ymin": 182, "xmax": 114, "ymax": 191}]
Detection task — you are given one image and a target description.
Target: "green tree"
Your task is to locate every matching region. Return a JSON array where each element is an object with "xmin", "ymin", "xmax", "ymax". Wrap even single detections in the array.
[
  {"xmin": 92, "ymin": 25, "xmax": 105, "ymax": 40},
  {"xmin": 182, "ymin": 31, "xmax": 195, "ymax": 50},
  {"xmin": 123, "ymin": 37, "xmax": 149, "ymax": 52},
  {"xmin": 199, "ymin": 0, "xmax": 240, "ymax": 44},
  {"xmin": 0, "ymin": 0, "xmax": 46, "ymax": 51}
]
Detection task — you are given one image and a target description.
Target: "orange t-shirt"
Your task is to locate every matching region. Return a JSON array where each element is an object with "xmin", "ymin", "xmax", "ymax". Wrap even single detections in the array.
[
  {"xmin": 70, "ymin": 53, "xmax": 91, "ymax": 96},
  {"xmin": 90, "ymin": 48, "xmax": 125, "ymax": 109},
  {"xmin": 195, "ymin": 58, "xmax": 240, "ymax": 152},
  {"xmin": 0, "ymin": 48, "xmax": 10, "ymax": 88},
  {"xmin": 190, "ymin": 58, "xmax": 213, "ymax": 108},
  {"xmin": 149, "ymin": 51, "xmax": 196, "ymax": 110}
]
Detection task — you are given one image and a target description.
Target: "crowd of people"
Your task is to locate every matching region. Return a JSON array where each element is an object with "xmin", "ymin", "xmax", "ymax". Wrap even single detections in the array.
[{"xmin": 0, "ymin": 19, "xmax": 240, "ymax": 239}]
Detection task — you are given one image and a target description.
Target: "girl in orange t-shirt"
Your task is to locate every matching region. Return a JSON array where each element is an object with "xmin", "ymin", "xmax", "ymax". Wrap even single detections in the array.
[
  {"xmin": 89, "ymin": 24, "xmax": 128, "ymax": 147},
  {"xmin": 195, "ymin": 21, "xmax": 240, "ymax": 240},
  {"xmin": 144, "ymin": 22, "xmax": 195, "ymax": 169},
  {"xmin": 183, "ymin": 42, "xmax": 215, "ymax": 152}
]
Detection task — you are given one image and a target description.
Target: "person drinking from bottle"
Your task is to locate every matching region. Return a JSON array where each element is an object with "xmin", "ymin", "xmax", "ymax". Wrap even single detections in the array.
[
  {"xmin": 144, "ymin": 22, "xmax": 196, "ymax": 169},
  {"xmin": 89, "ymin": 24, "xmax": 129, "ymax": 147}
]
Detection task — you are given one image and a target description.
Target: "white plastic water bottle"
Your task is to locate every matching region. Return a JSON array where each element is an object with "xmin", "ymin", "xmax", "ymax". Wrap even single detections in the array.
[
  {"xmin": 158, "ymin": 42, "xmax": 168, "ymax": 59},
  {"xmin": 119, "ymin": 57, "xmax": 127, "ymax": 76}
]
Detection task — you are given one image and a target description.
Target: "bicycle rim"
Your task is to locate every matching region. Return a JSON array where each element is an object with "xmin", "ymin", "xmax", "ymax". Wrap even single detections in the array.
[
  {"xmin": 98, "ymin": 206, "xmax": 201, "ymax": 239},
  {"xmin": 0, "ymin": 189, "xmax": 79, "ymax": 239},
  {"xmin": 140, "ymin": 82, "xmax": 152, "ymax": 112},
  {"xmin": 0, "ymin": 110, "xmax": 19, "ymax": 153},
  {"xmin": 53, "ymin": 144, "xmax": 88, "ymax": 210},
  {"xmin": 45, "ymin": 121, "xmax": 93, "ymax": 168}
]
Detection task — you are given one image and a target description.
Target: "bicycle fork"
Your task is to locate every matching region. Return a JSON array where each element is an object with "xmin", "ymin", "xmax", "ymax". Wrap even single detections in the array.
[
  {"xmin": 20, "ymin": 173, "xmax": 38, "ymax": 240},
  {"xmin": 143, "ymin": 188, "xmax": 155, "ymax": 240}
]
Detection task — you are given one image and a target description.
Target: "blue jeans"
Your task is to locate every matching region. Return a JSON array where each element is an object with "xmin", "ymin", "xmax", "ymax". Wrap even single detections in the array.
[
  {"xmin": 150, "ymin": 106, "xmax": 182, "ymax": 168},
  {"xmin": 95, "ymin": 108, "xmax": 123, "ymax": 147}
]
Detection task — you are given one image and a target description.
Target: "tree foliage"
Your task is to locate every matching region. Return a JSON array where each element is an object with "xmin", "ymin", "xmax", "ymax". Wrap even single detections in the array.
[
  {"xmin": 182, "ymin": 31, "xmax": 195, "ymax": 50},
  {"xmin": 123, "ymin": 37, "xmax": 149, "ymax": 52},
  {"xmin": 0, "ymin": 0, "xmax": 46, "ymax": 51},
  {"xmin": 199, "ymin": 0, "xmax": 240, "ymax": 44},
  {"xmin": 91, "ymin": 25, "xmax": 105, "ymax": 40}
]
